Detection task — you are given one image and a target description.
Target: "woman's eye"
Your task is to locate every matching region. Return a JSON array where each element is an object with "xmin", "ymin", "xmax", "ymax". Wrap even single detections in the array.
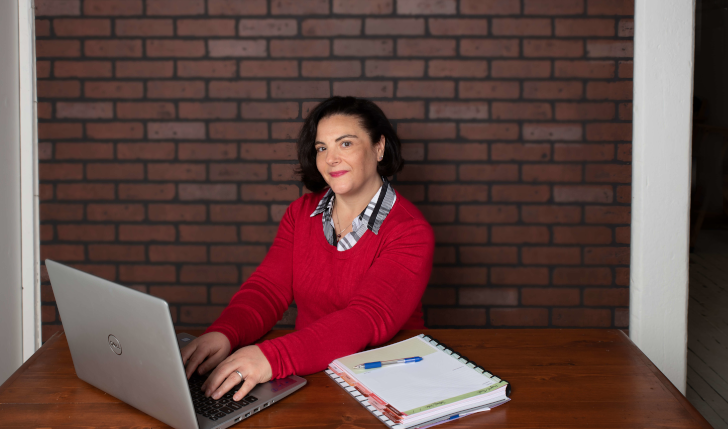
[
  {"xmin": 342, "ymin": 141, "xmax": 351, "ymax": 147},
  {"xmin": 316, "ymin": 146, "xmax": 325, "ymax": 153}
]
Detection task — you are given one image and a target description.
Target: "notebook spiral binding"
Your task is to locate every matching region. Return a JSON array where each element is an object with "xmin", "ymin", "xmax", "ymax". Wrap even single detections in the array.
[{"xmin": 416, "ymin": 334, "xmax": 512, "ymax": 397}]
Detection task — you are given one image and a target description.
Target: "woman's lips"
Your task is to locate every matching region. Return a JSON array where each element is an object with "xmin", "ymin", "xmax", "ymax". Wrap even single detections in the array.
[{"xmin": 330, "ymin": 170, "xmax": 348, "ymax": 177}]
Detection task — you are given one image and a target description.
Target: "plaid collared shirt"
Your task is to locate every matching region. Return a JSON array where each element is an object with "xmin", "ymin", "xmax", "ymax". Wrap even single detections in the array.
[{"xmin": 310, "ymin": 176, "xmax": 397, "ymax": 251}]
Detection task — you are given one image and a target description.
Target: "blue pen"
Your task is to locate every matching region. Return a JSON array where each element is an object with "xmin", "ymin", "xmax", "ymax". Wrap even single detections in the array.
[{"xmin": 353, "ymin": 356, "xmax": 423, "ymax": 369}]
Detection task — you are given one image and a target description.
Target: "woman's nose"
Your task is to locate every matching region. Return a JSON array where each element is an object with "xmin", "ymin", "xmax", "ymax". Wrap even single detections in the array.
[{"xmin": 326, "ymin": 147, "xmax": 339, "ymax": 164}]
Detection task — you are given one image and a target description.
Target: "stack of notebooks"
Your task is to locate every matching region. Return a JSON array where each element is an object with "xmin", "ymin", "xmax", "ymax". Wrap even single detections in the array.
[{"xmin": 326, "ymin": 334, "xmax": 511, "ymax": 429}]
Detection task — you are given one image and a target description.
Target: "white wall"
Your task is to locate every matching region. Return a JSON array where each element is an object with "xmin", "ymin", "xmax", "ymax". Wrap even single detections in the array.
[
  {"xmin": 0, "ymin": 0, "xmax": 24, "ymax": 385},
  {"xmin": 630, "ymin": 0, "xmax": 696, "ymax": 394}
]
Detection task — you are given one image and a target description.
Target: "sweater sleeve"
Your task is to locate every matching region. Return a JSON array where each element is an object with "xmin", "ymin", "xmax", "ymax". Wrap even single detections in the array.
[
  {"xmin": 256, "ymin": 217, "xmax": 435, "ymax": 379},
  {"xmin": 203, "ymin": 197, "xmax": 300, "ymax": 350}
]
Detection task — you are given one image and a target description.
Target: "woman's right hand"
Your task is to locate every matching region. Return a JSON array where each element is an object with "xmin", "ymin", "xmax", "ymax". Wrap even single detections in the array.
[{"xmin": 180, "ymin": 332, "xmax": 232, "ymax": 379}]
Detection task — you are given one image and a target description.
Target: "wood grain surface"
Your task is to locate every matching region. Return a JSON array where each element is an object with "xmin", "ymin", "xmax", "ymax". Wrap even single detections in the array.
[{"xmin": 0, "ymin": 329, "xmax": 712, "ymax": 428}]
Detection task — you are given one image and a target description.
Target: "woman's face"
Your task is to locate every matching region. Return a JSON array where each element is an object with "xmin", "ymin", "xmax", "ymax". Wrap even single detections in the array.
[{"xmin": 314, "ymin": 114, "xmax": 385, "ymax": 196}]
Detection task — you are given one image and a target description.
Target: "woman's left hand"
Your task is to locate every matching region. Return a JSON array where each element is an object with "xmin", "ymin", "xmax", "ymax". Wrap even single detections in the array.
[{"xmin": 201, "ymin": 345, "xmax": 273, "ymax": 402}]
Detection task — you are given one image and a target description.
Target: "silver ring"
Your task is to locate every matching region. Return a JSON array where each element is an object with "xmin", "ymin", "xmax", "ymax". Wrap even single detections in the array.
[{"xmin": 234, "ymin": 370, "xmax": 243, "ymax": 382}]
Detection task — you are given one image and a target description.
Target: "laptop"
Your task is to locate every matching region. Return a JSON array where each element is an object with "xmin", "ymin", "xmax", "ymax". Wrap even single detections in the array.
[{"xmin": 45, "ymin": 259, "xmax": 307, "ymax": 429}]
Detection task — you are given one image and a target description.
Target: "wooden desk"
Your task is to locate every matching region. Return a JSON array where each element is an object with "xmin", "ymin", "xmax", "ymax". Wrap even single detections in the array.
[{"xmin": 0, "ymin": 329, "xmax": 711, "ymax": 428}]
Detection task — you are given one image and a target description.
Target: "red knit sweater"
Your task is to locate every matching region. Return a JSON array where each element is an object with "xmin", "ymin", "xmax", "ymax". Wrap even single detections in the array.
[{"xmin": 204, "ymin": 187, "xmax": 435, "ymax": 379}]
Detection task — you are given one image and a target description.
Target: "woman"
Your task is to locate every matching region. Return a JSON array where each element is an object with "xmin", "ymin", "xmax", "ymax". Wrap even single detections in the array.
[{"xmin": 181, "ymin": 96, "xmax": 435, "ymax": 403}]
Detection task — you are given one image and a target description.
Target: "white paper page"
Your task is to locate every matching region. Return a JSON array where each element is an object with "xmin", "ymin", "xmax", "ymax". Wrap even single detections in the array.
[{"xmin": 354, "ymin": 344, "xmax": 495, "ymax": 413}]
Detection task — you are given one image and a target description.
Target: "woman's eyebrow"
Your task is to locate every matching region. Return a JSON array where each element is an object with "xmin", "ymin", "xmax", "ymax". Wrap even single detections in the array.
[{"xmin": 315, "ymin": 134, "xmax": 358, "ymax": 144}]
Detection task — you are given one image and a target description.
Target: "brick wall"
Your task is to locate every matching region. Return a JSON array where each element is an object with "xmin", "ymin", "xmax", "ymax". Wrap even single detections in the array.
[{"xmin": 36, "ymin": 0, "xmax": 634, "ymax": 342}]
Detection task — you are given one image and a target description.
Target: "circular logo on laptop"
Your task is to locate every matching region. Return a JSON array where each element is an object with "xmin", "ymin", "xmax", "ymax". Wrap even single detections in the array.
[{"xmin": 108, "ymin": 334, "xmax": 122, "ymax": 355}]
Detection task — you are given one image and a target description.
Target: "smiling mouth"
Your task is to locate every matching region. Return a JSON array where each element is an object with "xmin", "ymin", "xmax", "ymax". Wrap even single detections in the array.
[{"xmin": 330, "ymin": 171, "xmax": 348, "ymax": 177}]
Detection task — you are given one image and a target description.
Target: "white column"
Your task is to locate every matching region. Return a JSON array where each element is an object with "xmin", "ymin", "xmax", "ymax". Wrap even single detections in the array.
[{"xmin": 630, "ymin": 0, "xmax": 696, "ymax": 394}]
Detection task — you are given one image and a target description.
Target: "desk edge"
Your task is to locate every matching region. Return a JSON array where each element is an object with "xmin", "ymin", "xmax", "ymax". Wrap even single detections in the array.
[{"xmin": 0, "ymin": 330, "xmax": 65, "ymax": 397}]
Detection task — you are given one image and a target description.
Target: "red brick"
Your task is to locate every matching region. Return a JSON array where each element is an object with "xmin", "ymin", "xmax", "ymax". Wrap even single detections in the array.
[
  {"xmin": 421, "ymin": 287, "xmax": 456, "ymax": 306},
  {"xmin": 86, "ymin": 82, "xmax": 144, "ymax": 99},
  {"xmin": 147, "ymin": 163, "xmax": 205, "ymax": 181},
  {"xmin": 36, "ymin": 19, "xmax": 51, "ymax": 36},
  {"xmin": 585, "ymin": 206, "xmax": 631, "ymax": 224},
  {"xmin": 239, "ymin": 60, "xmax": 298, "ymax": 78},
  {"xmin": 459, "ymin": 164, "xmax": 518, "ymax": 182},
  {"xmin": 209, "ymin": 122, "xmax": 268, "ymax": 140},
  {"xmin": 492, "ymin": 102, "xmax": 551, "ymax": 120},
  {"xmin": 39, "ymin": 184, "xmax": 54, "ymax": 200},
  {"xmin": 270, "ymin": 204, "xmax": 289, "ymax": 223},
  {"xmin": 41, "ymin": 204, "xmax": 84, "ymax": 221},
  {"xmin": 148, "ymin": 204, "xmax": 207, "ymax": 222},
  {"xmin": 584, "ymin": 288, "xmax": 629, "ymax": 306},
  {"xmin": 616, "ymin": 185, "xmax": 630, "ymax": 203},
  {"xmin": 56, "ymin": 102, "xmax": 113, "ymax": 119},
  {"xmin": 524, "ymin": 0, "xmax": 584, "ymax": 14},
  {"xmin": 42, "ymin": 306, "xmax": 56, "ymax": 323},
  {"xmin": 460, "ymin": 0, "xmax": 520, "ymax": 14},
  {"xmin": 240, "ymin": 225, "xmax": 279, "ymax": 242},
  {"xmin": 556, "ymin": 18, "xmax": 615, "ymax": 36},
  {"xmin": 522, "ymin": 288, "xmax": 580, "ymax": 306},
  {"xmin": 85, "ymin": 40, "xmax": 142, "ymax": 58},
  {"xmin": 432, "ymin": 226, "xmax": 488, "ymax": 243},
  {"xmin": 147, "ymin": 40, "xmax": 206, "ymax": 58},
  {"xmin": 147, "ymin": 82, "xmax": 205, "ymax": 100},
  {"xmin": 37, "ymin": 103, "xmax": 52, "ymax": 119},
  {"xmin": 491, "ymin": 143, "xmax": 549, "ymax": 161},
  {"xmin": 618, "ymin": 104, "xmax": 633, "ymax": 121},
  {"xmin": 397, "ymin": 0, "xmax": 455, "ymax": 14},
  {"xmin": 584, "ymin": 247, "xmax": 630, "ymax": 264},
  {"xmin": 38, "ymin": 123, "xmax": 83, "ymax": 140},
  {"xmin": 209, "ymin": 81, "xmax": 267, "ymax": 99},
  {"xmin": 176, "ymin": 19, "xmax": 236, "ymax": 36},
  {"xmin": 54, "ymin": 18, "xmax": 110, "ymax": 36},
  {"xmin": 363, "ymin": 60, "xmax": 423, "ymax": 78},
  {"xmin": 459, "ymin": 246, "xmax": 518, "ymax": 264},
  {"xmin": 117, "ymin": 143, "xmax": 175, "ymax": 160},
  {"xmin": 588, "ymin": 0, "xmax": 634, "ymax": 15},
  {"xmin": 553, "ymin": 226, "xmax": 612, "ymax": 244},
  {"xmin": 365, "ymin": 18, "xmax": 425, "ymax": 35},
  {"xmin": 57, "ymin": 225, "xmax": 115, "ymax": 242},
  {"xmin": 116, "ymin": 102, "xmax": 175, "ymax": 120},
  {"xmin": 521, "ymin": 205, "xmax": 582, "ymax": 224},
  {"xmin": 41, "ymin": 245, "xmax": 85, "ymax": 262},
  {"xmin": 38, "ymin": 142, "xmax": 53, "ymax": 160},
  {"xmin": 238, "ymin": 143, "xmax": 295, "ymax": 160},
  {"xmin": 115, "ymin": 19, "xmax": 173, "ymax": 36},
  {"xmin": 491, "ymin": 308, "xmax": 549, "ymax": 327},
  {"xmin": 84, "ymin": 0, "xmax": 142, "ymax": 15},
  {"xmin": 492, "ymin": 267, "xmax": 549, "ymax": 285},
  {"xmin": 88, "ymin": 244, "xmax": 145, "ymax": 262},
  {"xmin": 587, "ymin": 40, "xmax": 633, "ymax": 58},
  {"xmin": 459, "ymin": 206, "xmax": 518, "ymax": 224},
  {"xmin": 556, "ymin": 102, "xmax": 615, "ymax": 120},
  {"xmin": 302, "ymin": 19, "xmax": 362, "ymax": 36},
  {"xmin": 210, "ymin": 205, "xmax": 268, "ymax": 222},
  {"xmin": 86, "ymin": 123, "xmax": 144, "ymax": 140},
  {"xmin": 396, "ymin": 164, "xmax": 456, "ymax": 182},
  {"xmin": 118, "ymin": 184, "xmax": 175, "ymax": 200},
  {"xmin": 213, "ymin": 163, "xmax": 268, "ymax": 181},
  {"xmin": 554, "ymin": 143, "xmax": 614, "ymax": 161},
  {"xmin": 150, "ymin": 285, "xmax": 207, "ymax": 303},
  {"xmin": 177, "ymin": 102, "xmax": 236, "ymax": 119},
  {"xmin": 392, "ymin": 184, "xmax": 425, "ymax": 202},
  {"xmin": 491, "ymin": 226, "xmax": 549, "ymax": 244},
  {"xmin": 240, "ymin": 184, "xmax": 299, "ymax": 201},
  {"xmin": 209, "ymin": 0, "xmax": 267, "ymax": 15},
  {"xmin": 458, "ymin": 81, "xmax": 520, "ymax": 99},
  {"xmin": 460, "ymin": 123, "xmax": 519, "ymax": 140},
  {"xmin": 524, "ymin": 39, "xmax": 583, "ymax": 58},
  {"xmin": 417, "ymin": 205, "xmax": 456, "ymax": 223},
  {"xmin": 615, "ymin": 308, "xmax": 629, "ymax": 327},
  {"xmin": 398, "ymin": 38, "xmax": 458, "ymax": 57},
  {"xmin": 585, "ymin": 164, "xmax": 631, "ymax": 183},
  {"xmin": 240, "ymin": 102, "xmax": 298, "ymax": 119},
  {"xmin": 37, "ymin": 61, "xmax": 51, "ymax": 79},
  {"xmin": 40, "ymin": 225, "xmax": 54, "ymax": 242},
  {"xmin": 524, "ymin": 123, "xmax": 582, "ymax": 141},
  {"xmin": 54, "ymin": 61, "xmax": 112, "ymax": 78},
  {"xmin": 553, "ymin": 308, "xmax": 611, "ymax": 327},
  {"xmin": 587, "ymin": 81, "xmax": 633, "ymax": 100},
  {"xmin": 86, "ymin": 163, "xmax": 144, "ymax": 181},
  {"xmin": 179, "ymin": 143, "xmax": 237, "ymax": 160},
  {"xmin": 460, "ymin": 39, "xmax": 518, "ymax": 57},
  {"xmin": 333, "ymin": 39, "xmax": 392, "ymax": 57},
  {"xmin": 149, "ymin": 246, "xmax": 207, "ymax": 263},
  {"xmin": 523, "ymin": 164, "xmax": 582, "ymax": 182},
  {"xmin": 173, "ymin": 61, "xmax": 236, "ymax": 79},
  {"xmin": 39, "ymin": 163, "xmax": 83, "ymax": 181},
  {"xmin": 87, "ymin": 204, "xmax": 144, "ymax": 221},
  {"xmin": 616, "ymin": 266, "xmax": 629, "ymax": 285},
  {"xmin": 428, "ymin": 184, "xmax": 488, "ymax": 202},
  {"xmin": 492, "ymin": 185, "xmax": 550, "ymax": 202},
  {"xmin": 397, "ymin": 122, "xmax": 456, "ymax": 140},
  {"xmin": 302, "ymin": 60, "xmax": 362, "ymax": 78},
  {"xmin": 146, "ymin": 0, "xmax": 204, "ymax": 14},
  {"xmin": 270, "ymin": 0, "xmax": 328, "ymax": 14},
  {"xmin": 36, "ymin": 0, "xmax": 80, "ymax": 16},
  {"xmin": 180, "ymin": 306, "xmax": 226, "ymax": 324},
  {"xmin": 116, "ymin": 61, "xmax": 174, "ymax": 78},
  {"xmin": 460, "ymin": 288, "xmax": 518, "ymax": 305},
  {"xmin": 148, "ymin": 122, "xmax": 206, "ymax": 140},
  {"xmin": 427, "ymin": 143, "xmax": 486, "ymax": 161},
  {"xmin": 333, "ymin": 81, "xmax": 395, "ymax": 98},
  {"xmin": 270, "ymin": 39, "xmax": 329, "ymax": 58},
  {"xmin": 618, "ymin": 61, "xmax": 633, "ymax": 78},
  {"xmin": 210, "ymin": 245, "xmax": 267, "ymax": 263},
  {"xmin": 428, "ymin": 18, "xmax": 489, "ymax": 35},
  {"xmin": 396, "ymin": 81, "xmax": 454, "ymax": 98},
  {"xmin": 428, "ymin": 309, "xmax": 486, "ymax": 327},
  {"xmin": 428, "ymin": 60, "xmax": 487, "ymax": 78},
  {"xmin": 555, "ymin": 60, "xmax": 614, "ymax": 78},
  {"xmin": 491, "ymin": 60, "xmax": 551, "ymax": 78},
  {"xmin": 554, "ymin": 185, "xmax": 613, "ymax": 203},
  {"xmin": 37, "ymin": 81, "xmax": 79, "ymax": 98},
  {"xmin": 119, "ymin": 265, "xmax": 176, "ymax": 283},
  {"xmin": 179, "ymin": 184, "xmax": 238, "ymax": 201},
  {"xmin": 523, "ymin": 81, "xmax": 583, "ymax": 99},
  {"xmin": 522, "ymin": 246, "xmax": 581, "ymax": 265},
  {"xmin": 36, "ymin": 40, "xmax": 80, "ymax": 58},
  {"xmin": 56, "ymin": 184, "xmax": 114, "ymax": 200},
  {"xmin": 119, "ymin": 225, "xmax": 176, "ymax": 242},
  {"xmin": 491, "ymin": 18, "xmax": 551, "ymax": 36}
]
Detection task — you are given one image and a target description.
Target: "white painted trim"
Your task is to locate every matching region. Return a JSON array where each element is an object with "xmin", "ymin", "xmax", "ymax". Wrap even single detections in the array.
[
  {"xmin": 18, "ymin": 0, "xmax": 40, "ymax": 361},
  {"xmin": 630, "ymin": 0, "xmax": 695, "ymax": 394}
]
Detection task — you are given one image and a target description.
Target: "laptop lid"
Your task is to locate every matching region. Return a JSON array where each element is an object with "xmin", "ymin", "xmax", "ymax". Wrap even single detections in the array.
[{"xmin": 46, "ymin": 259, "xmax": 199, "ymax": 429}]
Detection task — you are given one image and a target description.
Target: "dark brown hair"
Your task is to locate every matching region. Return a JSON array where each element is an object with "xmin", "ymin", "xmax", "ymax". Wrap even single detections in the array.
[{"xmin": 295, "ymin": 96, "xmax": 404, "ymax": 192}]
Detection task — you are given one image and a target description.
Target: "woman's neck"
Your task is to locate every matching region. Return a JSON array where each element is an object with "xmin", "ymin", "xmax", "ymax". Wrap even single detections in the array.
[{"xmin": 333, "ymin": 175, "xmax": 384, "ymax": 220}]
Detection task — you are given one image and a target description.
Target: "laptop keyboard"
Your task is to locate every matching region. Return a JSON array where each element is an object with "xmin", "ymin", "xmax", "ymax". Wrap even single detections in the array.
[{"xmin": 188, "ymin": 373, "xmax": 258, "ymax": 421}]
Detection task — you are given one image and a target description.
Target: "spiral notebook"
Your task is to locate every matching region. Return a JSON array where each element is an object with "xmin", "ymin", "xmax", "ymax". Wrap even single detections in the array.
[{"xmin": 326, "ymin": 334, "xmax": 511, "ymax": 429}]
